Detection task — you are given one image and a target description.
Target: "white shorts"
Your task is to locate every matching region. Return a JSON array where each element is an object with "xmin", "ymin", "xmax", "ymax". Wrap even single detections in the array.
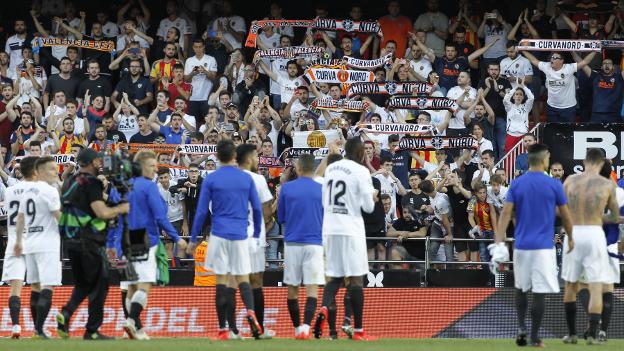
[
  {"xmin": 324, "ymin": 235, "xmax": 368, "ymax": 278},
  {"xmin": 25, "ymin": 252, "xmax": 62, "ymax": 286},
  {"xmin": 284, "ymin": 243, "xmax": 325, "ymax": 286},
  {"xmin": 205, "ymin": 235, "xmax": 251, "ymax": 276},
  {"xmin": 561, "ymin": 226, "xmax": 611, "ymax": 284},
  {"xmin": 249, "ymin": 238, "xmax": 266, "ymax": 274},
  {"xmin": 121, "ymin": 245, "xmax": 158, "ymax": 286},
  {"xmin": 513, "ymin": 248, "xmax": 559, "ymax": 293},
  {"xmin": 605, "ymin": 243, "xmax": 621, "ymax": 284},
  {"xmin": 1, "ymin": 253, "xmax": 25, "ymax": 282}
]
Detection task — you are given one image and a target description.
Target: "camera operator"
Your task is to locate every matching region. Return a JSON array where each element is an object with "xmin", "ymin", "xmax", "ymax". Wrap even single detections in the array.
[
  {"xmin": 57, "ymin": 149, "xmax": 130, "ymax": 340},
  {"xmin": 123, "ymin": 150, "xmax": 187, "ymax": 340}
]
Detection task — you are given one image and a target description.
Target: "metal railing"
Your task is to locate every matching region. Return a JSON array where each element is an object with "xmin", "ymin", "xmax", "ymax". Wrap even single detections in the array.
[{"xmin": 494, "ymin": 123, "xmax": 542, "ymax": 184}]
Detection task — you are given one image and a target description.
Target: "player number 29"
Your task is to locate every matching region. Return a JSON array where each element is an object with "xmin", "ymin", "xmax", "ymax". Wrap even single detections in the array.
[
  {"xmin": 326, "ymin": 180, "xmax": 346, "ymax": 207},
  {"xmin": 7, "ymin": 199, "xmax": 36, "ymax": 226}
]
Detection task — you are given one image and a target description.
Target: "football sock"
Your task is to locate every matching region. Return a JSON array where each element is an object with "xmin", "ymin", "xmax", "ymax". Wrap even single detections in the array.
[
  {"xmin": 588, "ymin": 313, "xmax": 601, "ymax": 338},
  {"xmin": 328, "ymin": 302, "xmax": 337, "ymax": 333},
  {"xmin": 215, "ymin": 284, "xmax": 227, "ymax": 329},
  {"xmin": 35, "ymin": 289, "xmax": 53, "ymax": 334},
  {"xmin": 515, "ymin": 289, "xmax": 528, "ymax": 331},
  {"xmin": 601, "ymin": 292, "xmax": 613, "ymax": 332},
  {"xmin": 530, "ymin": 293, "xmax": 545, "ymax": 341},
  {"xmin": 349, "ymin": 285, "xmax": 364, "ymax": 329},
  {"xmin": 9, "ymin": 296, "xmax": 20, "ymax": 325},
  {"xmin": 121, "ymin": 290, "xmax": 129, "ymax": 319},
  {"xmin": 343, "ymin": 291, "xmax": 352, "ymax": 324},
  {"xmin": 129, "ymin": 290, "xmax": 147, "ymax": 329},
  {"xmin": 225, "ymin": 287, "xmax": 238, "ymax": 333},
  {"xmin": 304, "ymin": 297, "xmax": 317, "ymax": 326},
  {"xmin": 287, "ymin": 299, "xmax": 300, "ymax": 328},
  {"xmin": 30, "ymin": 291, "xmax": 40, "ymax": 329},
  {"xmin": 564, "ymin": 302, "xmax": 577, "ymax": 335},
  {"xmin": 238, "ymin": 282, "xmax": 255, "ymax": 312},
  {"xmin": 578, "ymin": 289, "xmax": 590, "ymax": 313},
  {"xmin": 321, "ymin": 278, "xmax": 341, "ymax": 308},
  {"xmin": 253, "ymin": 288, "xmax": 265, "ymax": 327}
]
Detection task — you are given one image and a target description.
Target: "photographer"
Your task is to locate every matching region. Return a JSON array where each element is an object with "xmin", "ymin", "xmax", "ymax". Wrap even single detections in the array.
[
  {"xmin": 56, "ymin": 149, "xmax": 129, "ymax": 340},
  {"xmin": 123, "ymin": 150, "xmax": 187, "ymax": 340}
]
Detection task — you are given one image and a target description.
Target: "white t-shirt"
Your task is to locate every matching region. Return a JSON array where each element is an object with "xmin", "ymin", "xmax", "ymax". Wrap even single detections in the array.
[
  {"xmin": 245, "ymin": 170, "xmax": 273, "ymax": 242},
  {"xmin": 100, "ymin": 21, "xmax": 120, "ymax": 38},
  {"xmin": 157, "ymin": 17, "xmax": 191, "ymax": 49},
  {"xmin": 471, "ymin": 138, "xmax": 494, "ymax": 164},
  {"xmin": 53, "ymin": 115, "xmax": 85, "ymax": 136},
  {"xmin": 446, "ymin": 86, "xmax": 477, "ymax": 129},
  {"xmin": 20, "ymin": 181, "xmax": 61, "ymax": 254},
  {"xmin": 430, "ymin": 192, "xmax": 451, "ymax": 224},
  {"xmin": 44, "ymin": 105, "xmax": 67, "ymax": 126},
  {"xmin": 410, "ymin": 57, "xmax": 433, "ymax": 80},
  {"xmin": 500, "ymin": 55, "xmax": 533, "ymax": 80},
  {"xmin": 276, "ymin": 75, "xmax": 304, "ymax": 103},
  {"xmin": 4, "ymin": 181, "xmax": 27, "ymax": 254},
  {"xmin": 269, "ymin": 59, "xmax": 289, "ymax": 95},
  {"xmin": 289, "ymin": 100, "xmax": 308, "ymax": 121},
  {"xmin": 538, "ymin": 62, "xmax": 578, "ymax": 109},
  {"xmin": 117, "ymin": 114, "xmax": 139, "ymax": 141},
  {"xmin": 366, "ymin": 132, "xmax": 389, "ymax": 151},
  {"xmin": 184, "ymin": 54, "xmax": 218, "ymax": 101},
  {"xmin": 158, "ymin": 182, "xmax": 184, "ymax": 222},
  {"xmin": 5, "ymin": 34, "xmax": 26, "ymax": 73},
  {"xmin": 487, "ymin": 185, "xmax": 508, "ymax": 211},
  {"xmin": 322, "ymin": 159, "xmax": 375, "ymax": 236},
  {"xmin": 211, "ymin": 16, "xmax": 246, "ymax": 50},
  {"xmin": 471, "ymin": 167, "xmax": 498, "ymax": 185},
  {"xmin": 375, "ymin": 173, "xmax": 399, "ymax": 215},
  {"xmin": 257, "ymin": 32, "xmax": 280, "ymax": 50},
  {"xmin": 116, "ymin": 34, "xmax": 150, "ymax": 51}
]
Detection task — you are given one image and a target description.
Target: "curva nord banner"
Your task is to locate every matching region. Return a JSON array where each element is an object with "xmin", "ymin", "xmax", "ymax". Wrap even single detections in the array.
[{"xmin": 541, "ymin": 123, "xmax": 624, "ymax": 177}]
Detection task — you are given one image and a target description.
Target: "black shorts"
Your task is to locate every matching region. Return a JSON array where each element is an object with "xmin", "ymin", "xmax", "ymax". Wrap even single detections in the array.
[
  {"xmin": 366, "ymin": 229, "xmax": 387, "ymax": 249},
  {"xmin": 454, "ymin": 222, "xmax": 479, "ymax": 252}
]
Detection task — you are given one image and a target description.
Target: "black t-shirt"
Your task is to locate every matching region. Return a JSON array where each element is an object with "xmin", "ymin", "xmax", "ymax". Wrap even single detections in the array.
[
  {"xmin": 401, "ymin": 190, "xmax": 430, "ymax": 212},
  {"xmin": 446, "ymin": 187, "xmax": 469, "ymax": 226},
  {"xmin": 477, "ymin": 77, "xmax": 512, "ymax": 118},
  {"xmin": 45, "ymin": 74, "xmax": 81, "ymax": 99},
  {"xmin": 129, "ymin": 131, "xmax": 157, "ymax": 144},
  {"xmin": 392, "ymin": 218, "xmax": 425, "ymax": 258},
  {"xmin": 107, "ymin": 130, "xmax": 127, "ymax": 143},
  {"xmin": 78, "ymin": 76, "xmax": 113, "ymax": 100},
  {"xmin": 363, "ymin": 177, "xmax": 386, "ymax": 235},
  {"xmin": 62, "ymin": 172, "xmax": 104, "ymax": 219}
]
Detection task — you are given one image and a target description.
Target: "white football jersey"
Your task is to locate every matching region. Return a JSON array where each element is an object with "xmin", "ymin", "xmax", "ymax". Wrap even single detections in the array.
[
  {"xmin": 322, "ymin": 159, "xmax": 375, "ymax": 236},
  {"xmin": 245, "ymin": 170, "xmax": 273, "ymax": 241},
  {"xmin": 20, "ymin": 181, "xmax": 61, "ymax": 255},
  {"xmin": 4, "ymin": 182, "xmax": 28, "ymax": 254}
]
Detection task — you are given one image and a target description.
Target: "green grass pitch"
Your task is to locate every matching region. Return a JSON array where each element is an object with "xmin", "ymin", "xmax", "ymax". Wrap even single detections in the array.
[{"xmin": 1, "ymin": 338, "xmax": 624, "ymax": 351}]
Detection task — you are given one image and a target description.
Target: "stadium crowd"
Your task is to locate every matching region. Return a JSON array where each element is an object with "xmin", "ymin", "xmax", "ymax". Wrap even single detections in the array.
[{"xmin": 0, "ymin": 0, "xmax": 622, "ymax": 271}]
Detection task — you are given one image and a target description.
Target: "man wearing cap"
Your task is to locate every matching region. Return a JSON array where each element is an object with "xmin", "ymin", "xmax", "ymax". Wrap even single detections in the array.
[
  {"xmin": 224, "ymin": 103, "xmax": 248, "ymax": 140},
  {"xmin": 56, "ymin": 148, "xmax": 130, "ymax": 340}
]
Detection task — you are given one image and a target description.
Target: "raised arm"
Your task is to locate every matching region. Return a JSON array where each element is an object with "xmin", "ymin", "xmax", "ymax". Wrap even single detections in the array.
[
  {"xmin": 521, "ymin": 50, "xmax": 541, "ymax": 67},
  {"xmin": 413, "ymin": 35, "xmax": 436, "ymax": 62},
  {"xmin": 560, "ymin": 12, "xmax": 578, "ymax": 33},
  {"xmin": 577, "ymin": 52, "xmax": 597, "ymax": 71},
  {"xmin": 468, "ymin": 37, "xmax": 500, "ymax": 62},
  {"xmin": 30, "ymin": 10, "xmax": 49, "ymax": 37}
]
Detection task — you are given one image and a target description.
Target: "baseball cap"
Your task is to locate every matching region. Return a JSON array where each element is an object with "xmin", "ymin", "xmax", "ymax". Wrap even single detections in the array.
[
  {"xmin": 77, "ymin": 148, "xmax": 102, "ymax": 166},
  {"xmin": 226, "ymin": 102, "xmax": 238, "ymax": 109},
  {"xmin": 232, "ymin": 132, "xmax": 242, "ymax": 139}
]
